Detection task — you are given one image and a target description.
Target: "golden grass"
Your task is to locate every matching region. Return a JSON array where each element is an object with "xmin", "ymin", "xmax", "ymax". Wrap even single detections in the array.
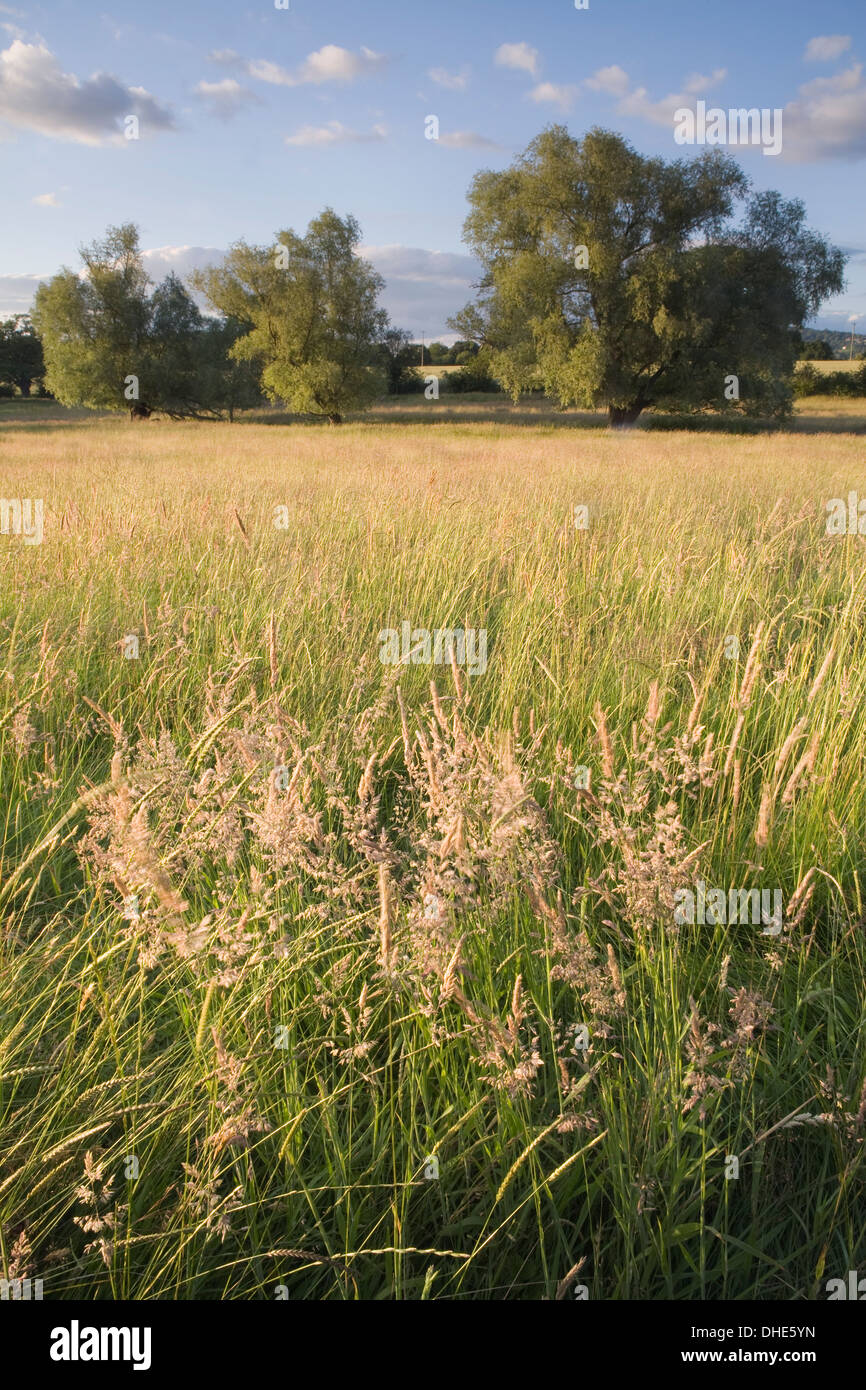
[{"xmin": 1, "ymin": 406, "xmax": 866, "ymax": 1301}]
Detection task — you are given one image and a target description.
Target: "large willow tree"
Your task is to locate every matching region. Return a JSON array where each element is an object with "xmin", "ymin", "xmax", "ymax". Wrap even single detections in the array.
[
  {"xmin": 193, "ymin": 209, "xmax": 388, "ymax": 424},
  {"xmin": 450, "ymin": 127, "xmax": 845, "ymax": 425}
]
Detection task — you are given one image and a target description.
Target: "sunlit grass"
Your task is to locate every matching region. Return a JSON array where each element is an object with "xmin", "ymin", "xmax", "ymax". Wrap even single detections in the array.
[{"xmin": 0, "ymin": 408, "xmax": 864, "ymax": 1300}]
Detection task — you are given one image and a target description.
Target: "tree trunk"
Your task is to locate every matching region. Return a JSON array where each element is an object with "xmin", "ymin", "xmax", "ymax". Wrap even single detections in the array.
[
  {"xmin": 327, "ymin": 413, "xmax": 343, "ymax": 425},
  {"xmin": 608, "ymin": 403, "xmax": 644, "ymax": 427}
]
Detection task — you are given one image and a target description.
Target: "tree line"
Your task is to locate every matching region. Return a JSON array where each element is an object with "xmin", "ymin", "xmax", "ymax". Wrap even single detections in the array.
[
  {"xmin": 0, "ymin": 316, "xmax": 45, "ymax": 397},
  {"xmin": 23, "ymin": 127, "xmax": 846, "ymax": 427}
]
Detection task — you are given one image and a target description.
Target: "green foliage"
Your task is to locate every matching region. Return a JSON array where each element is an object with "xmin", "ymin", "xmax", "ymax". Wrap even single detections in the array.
[
  {"xmin": 0, "ymin": 315, "xmax": 45, "ymax": 395},
  {"xmin": 424, "ymin": 340, "xmax": 451, "ymax": 364},
  {"xmin": 451, "ymin": 127, "xmax": 846, "ymax": 425},
  {"xmin": 444, "ymin": 360, "xmax": 501, "ymax": 393},
  {"xmin": 452, "ymin": 340, "xmax": 481, "ymax": 365},
  {"xmin": 793, "ymin": 363, "xmax": 819, "ymax": 397},
  {"xmin": 426, "ymin": 339, "xmax": 481, "ymax": 367},
  {"xmin": 793, "ymin": 363, "xmax": 866, "ymax": 398},
  {"xmin": 33, "ymin": 224, "xmax": 151, "ymax": 412},
  {"xmin": 148, "ymin": 277, "xmax": 262, "ymax": 420},
  {"xmin": 32, "ymin": 225, "xmax": 253, "ymax": 419},
  {"xmin": 193, "ymin": 209, "xmax": 389, "ymax": 422},
  {"xmin": 377, "ymin": 326, "xmax": 420, "ymax": 394},
  {"xmin": 797, "ymin": 337, "xmax": 836, "ymax": 361}
]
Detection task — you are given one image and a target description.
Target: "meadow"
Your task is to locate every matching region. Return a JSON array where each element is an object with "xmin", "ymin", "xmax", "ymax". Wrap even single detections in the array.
[
  {"xmin": 1, "ymin": 396, "xmax": 865, "ymax": 1300},
  {"xmin": 798, "ymin": 359, "xmax": 864, "ymax": 375}
]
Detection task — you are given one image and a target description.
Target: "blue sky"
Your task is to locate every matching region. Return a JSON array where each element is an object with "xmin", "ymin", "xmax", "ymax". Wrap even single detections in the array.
[{"xmin": 1, "ymin": 0, "xmax": 864, "ymax": 337}]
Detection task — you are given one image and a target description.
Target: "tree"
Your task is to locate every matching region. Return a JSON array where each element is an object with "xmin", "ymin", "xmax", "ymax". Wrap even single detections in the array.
[
  {"xmin": 195, "ymin": 318, "xmax": 263, "ymax": 421},
  {"xmin": 377, "ymin": 326, "xmax": 419, "ymax": 394},
  {"xmin": 450, "ymin": 339, "xmax": 480, "ymax": 365},
  {"xmin": 32, "ymin": 225, "xmax": 254, "ymax": 419},
  {"xmin": 148, "ymin": 271, "xmax": 207, "ymax": 414},
  {"xmin": 797, "ymin": 337, "xmax": 835, "ymax": 361},
  {"xmin": 33, "ymin": 224, "xmax": 152, "ymax": 414},
  {"xmin": 147, "ymin": 274, "xmax": 260, "ymax": 419},
  {"xmin": 192, "ymin": 209, "xmax": 388, "ymax": 423},
  {"xmin": 424, "ymin": 341, "xmax": 450, "ymax": 364},
  {"xmin": 450, "ymin": 127, "xmax": 845, "ymax": 425},
  {"xmin": 0, "ymin": 316, "xmax": 45, "ymax": 395}
]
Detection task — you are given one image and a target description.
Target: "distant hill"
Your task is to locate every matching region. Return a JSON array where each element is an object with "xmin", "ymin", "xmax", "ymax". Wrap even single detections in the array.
[{"xmin": 802, "ymin": 327, "xmax": 866, "ymax": 360}]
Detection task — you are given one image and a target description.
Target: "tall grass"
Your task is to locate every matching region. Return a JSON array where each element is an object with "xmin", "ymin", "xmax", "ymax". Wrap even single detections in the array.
[{"xmin": 1, "ymin": 411, "xmax": 864, "ymax": 1299}]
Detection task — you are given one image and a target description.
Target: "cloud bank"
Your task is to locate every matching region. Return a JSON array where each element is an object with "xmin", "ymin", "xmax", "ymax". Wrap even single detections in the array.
[{"xmin": 0, "ymin": 39, "xmax": 173, "ymax": 144}]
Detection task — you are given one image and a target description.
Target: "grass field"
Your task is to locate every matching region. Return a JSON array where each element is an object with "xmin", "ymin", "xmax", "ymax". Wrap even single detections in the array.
[
  {"xmin": 796, "ymin": 359, "xmax": 865, "ymax": 374},
  {"xmin": 1, "ymin": 399, "xmax": 865, "ymax": 1300},
  {"xmin": 410, "ymin": 362, "xmax": 465, "ymax": 375}
]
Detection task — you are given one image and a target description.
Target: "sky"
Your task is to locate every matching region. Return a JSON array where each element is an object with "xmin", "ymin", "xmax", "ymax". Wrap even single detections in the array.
[{"xmin": 1, "ymin": 0, "xmax": 865, "ymax": 338}]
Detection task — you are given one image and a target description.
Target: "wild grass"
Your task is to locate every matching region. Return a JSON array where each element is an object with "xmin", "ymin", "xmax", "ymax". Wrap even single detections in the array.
[{"xmin": 1, "ymin": 408, "xmax": 865, "ymax": 1300}]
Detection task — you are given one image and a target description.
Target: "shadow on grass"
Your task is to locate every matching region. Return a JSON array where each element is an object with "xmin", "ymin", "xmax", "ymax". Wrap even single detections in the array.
[
  {"xmin": 246, "ymin": 394, "xmax": 866, "ymax": 435},
  {"xmin": 3, "ymin": 393, "xmax": 865, "ymax": 435},
  {"xmin": 0, "ymin": 399, "xmax": 104, "ymax": 429}
]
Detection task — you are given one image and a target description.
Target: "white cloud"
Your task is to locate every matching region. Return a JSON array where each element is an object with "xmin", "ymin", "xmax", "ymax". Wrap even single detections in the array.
[
  {"xmin": 585, "ymin": 55, "xmax": 866, "ymax": 164},
  {"xmin": 0, "ymin": 39, "xmax": 174, "ymax": 144},
  {"xmin": 622, "ymin": 69, "xmax": 727, "ymax": 126},
  {"xmin": 243, "ymin": 59, "xmax": 295, "ymax": 86},
  {"xmin": 781, "ymin": 63, "xmax": 866, "ymax": 161},
  {"xmin": 0, "ymin": 240, "xmax": 479, "ymax": 329},
  {"xmin": 194, "ymin": 78, "xmax": 257, "ymax": 119},
  {"xmin": 586, "ymin": 63, "xmax": 727, "ymax": 127},
  {"xmin": 210, "ymin": 44, "xmax": 388, "ymax": 89},
  {"xmin": 360, "ymin": 244, "xmax": 482, "ymax": 336},
  {"xmin": 141, "ymin": 245, "xmax": 221, "ymax": 275},
  {"xmin": 0, "ymin": 245, "xmax": 224, "ymax": 317},
  {"xmin": 529, "ymin": 81, "xmax": 578, "ymax": 111},
  {"xmin": 285, "ymin": 120, "xmax": 387, "ymax": 147},
  {"xmin": 811, "ymin": 308, "xmax": 866, "ymax": 327},
  {"xmin": 362, "ymin": 245, "xmax": 479, "ymax": 284},
  {"xmin": 494, "ymin": 42, "xmax": 539, "ymax": 79},
  {"xmin": 804, "ymin": 35, "xmax": 852, "ymax": 63},
  {"xmin": 429, "ymin": 66, "xmax": 470, "ymax": 91},
  {"xmin": 585, "ymin": 64, "xmax": 630, "ymax": 97},
  {"xmin": 157, "ymin": 242, "xmax": 481, "ymax": 335},
  {"xmin": 300, "ymin": 44, "xmax": 386, "ymax": 84},
  {"xmin": 140, "ymin": 246, "xmax": 224, "ymax": 304},
  {"xmin": 0, "ymin": 241, "xmax": 483, "ymax": 338},
  {"xmin": 0, "ymin": 270, "xmax": 48, "ymax": 314},
  {"xmin": 0, "ymin": 1, "xmax": 24, "ymax": 30},
  {"xmin": 32, "ymin": 191, "xmax": 59, "ymax": 206},
  {"xmin": 438, "ymin": 129, "xmax": 502, "ymax": 149}
]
